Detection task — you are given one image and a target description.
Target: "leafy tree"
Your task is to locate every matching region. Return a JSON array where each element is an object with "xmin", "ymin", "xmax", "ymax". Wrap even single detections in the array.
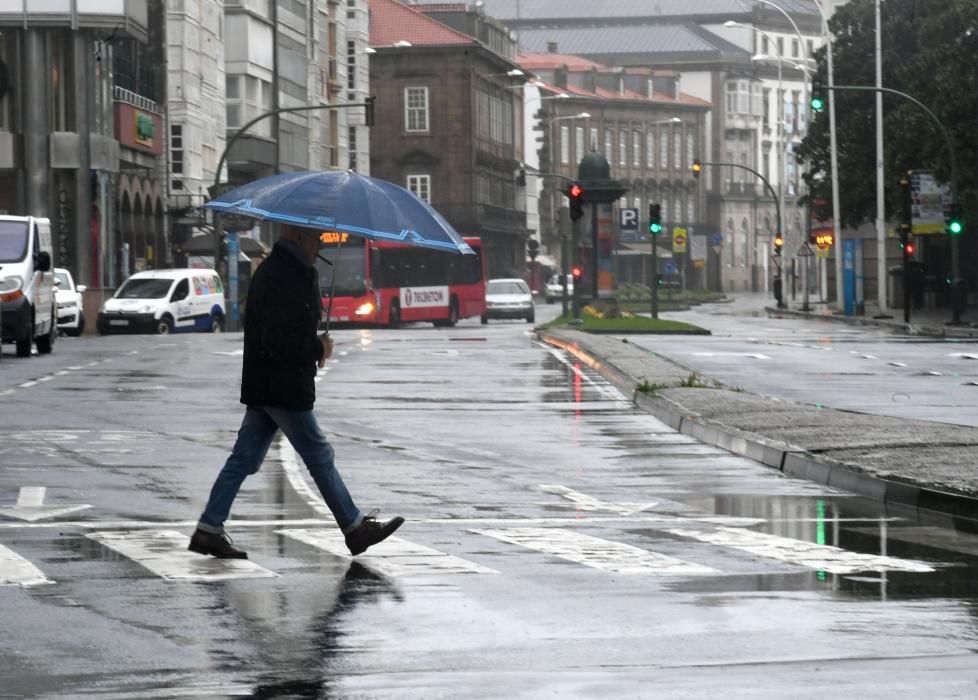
[{"xmin": 798, "ymin": 0, "xmax": 978, "ymax": 229}]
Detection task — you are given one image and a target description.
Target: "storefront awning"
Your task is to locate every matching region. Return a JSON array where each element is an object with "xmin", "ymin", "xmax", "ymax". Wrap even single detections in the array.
[{"xmin": 618, "ymin": 242, "xmax": 672, "ymax": 258}]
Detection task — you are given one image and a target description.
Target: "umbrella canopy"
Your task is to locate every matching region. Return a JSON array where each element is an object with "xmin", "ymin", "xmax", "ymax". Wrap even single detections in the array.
[{"xmin": 205, "ymin": 170, "xmax": 473, "ymax": 255}]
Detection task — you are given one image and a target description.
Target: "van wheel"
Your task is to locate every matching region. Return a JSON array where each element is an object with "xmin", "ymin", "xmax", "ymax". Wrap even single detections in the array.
[
  {"xmin": 15, "ymin": 314, "xmax": 32, "ymax": 357},
  {"xmin": 480, "ymin": 314, "xmax": 488, "ymax": 325},
  {"xmin": 157, "ymin": 316, "xmax": 174, "ymax": 335},
  {"xmin": 209, "ymin": 313, "xmax": 224, "ymax": 333},
  {"xmin": 36, "ymin": 327, "xmax": 55, "ymax": 354}
]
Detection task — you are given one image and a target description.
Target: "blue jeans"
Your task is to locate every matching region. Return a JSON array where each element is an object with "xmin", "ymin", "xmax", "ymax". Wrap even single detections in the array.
[{"xmin": 197, "ymin": 406, "xmax": 363, "ymax": 534}]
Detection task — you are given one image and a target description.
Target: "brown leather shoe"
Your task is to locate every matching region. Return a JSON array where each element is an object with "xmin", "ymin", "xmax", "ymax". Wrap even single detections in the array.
[
  {"xmin": 345, "ymin": 511, "xmax": 405, "ymax": 556},
  {"xmin": 188, "ymin": 528, "xmax": 248, "ymax": 559}
]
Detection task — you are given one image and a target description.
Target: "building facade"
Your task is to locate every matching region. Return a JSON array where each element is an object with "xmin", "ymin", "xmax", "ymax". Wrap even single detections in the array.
[
  {"xmin": 519, "ymin": 52, "xmax": 710, "ymax": 289},
  {"xmin": 369, "ymin": 0, "xmax": 530, "ymax": 278},
  {"xmin": 0, "ymin": 1, "xmax": 153, "ymax": 298}
]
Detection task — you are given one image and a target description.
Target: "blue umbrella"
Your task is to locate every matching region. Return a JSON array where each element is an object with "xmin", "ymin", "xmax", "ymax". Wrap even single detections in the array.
[{"xmin": 204, "ymin": 170, "xmax": 474, "ymax": 255}]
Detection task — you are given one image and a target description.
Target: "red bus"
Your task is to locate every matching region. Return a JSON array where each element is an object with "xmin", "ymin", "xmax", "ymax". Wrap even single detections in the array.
[{"xmin": 315, "ymin": 232, "xmax": 486, "ymax": 327}]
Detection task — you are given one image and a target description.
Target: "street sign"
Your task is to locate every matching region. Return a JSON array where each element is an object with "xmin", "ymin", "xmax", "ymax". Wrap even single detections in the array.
[
  {"xmin": 672, "ymin": 227, "xmax": 688, "ymax": 254},
  {"xmin": 910, "ymin": 171, "xmax": 950, "ymax": 234},
  {"xmin": 710, "ymin": 233, "xmax": 723, "ymax": 247},
  {"xmin": 619, "ymin": 207, "xmax": 639, "ymax": 232},
  {"xmin": 664, "ymin": 261, "xmax": 677, "ymax": 274},
  {"xmin": 797, "ymin": 244, "xmax": 814, "ymax": 257},
  {"xmin": 690, "ymin": 235, "xmax": 706, "ymax": 262}
]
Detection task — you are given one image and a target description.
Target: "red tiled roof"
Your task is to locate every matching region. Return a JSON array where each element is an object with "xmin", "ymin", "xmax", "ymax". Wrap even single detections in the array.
[
  {"xmin": 369, "ymin": 0, "xmax": 475, "ymax": 48},
  {"xmin": 532, "ymin": 77, "xmax": 710, "ymax": 108},
  {"xmin": 518, "ymin": 52, "xmax": 604, "ymax": 71}
]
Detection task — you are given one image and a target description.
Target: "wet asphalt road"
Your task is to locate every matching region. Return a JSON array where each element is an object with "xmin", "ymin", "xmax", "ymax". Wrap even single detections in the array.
[
  {"xmin": 1, "ymin": 311, "xmax": 978, "ymax": 698},
  {"xmin": 652, "ymin": 294, "xmax": 978, "ymax": 426}
]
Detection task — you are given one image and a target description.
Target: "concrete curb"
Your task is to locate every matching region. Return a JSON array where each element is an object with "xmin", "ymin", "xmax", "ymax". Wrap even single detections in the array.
[
  {"xmin": 538, "ymin": 329, "xmax": 978, "ymax": 524},
  {"xmin": 766, "ymin": 305, "xmax": 978, "ymax": 339}
]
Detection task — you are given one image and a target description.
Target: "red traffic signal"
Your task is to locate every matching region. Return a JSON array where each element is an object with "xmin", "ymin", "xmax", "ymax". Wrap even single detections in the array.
[
  {"xmin": 568, "ymin": 182, "xmax": 585, "ymax": 221},
  {"xmin": 568, "ymin": 183, "xmax": 584, "ymax": 199},
  {"xmin": 571, "ymin": 265, "xmax": 584, "ymax": 281},
  {"xmin": 904, "ymin": 241, "xmax": 915, "ymax": 256}
]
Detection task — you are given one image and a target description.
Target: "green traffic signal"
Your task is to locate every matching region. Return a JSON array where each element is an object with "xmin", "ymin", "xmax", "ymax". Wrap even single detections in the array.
[
  {"xmin": 649, "ymin": 203, "xmax": 662, "ymax": 235},
  {"xmin": 811, "ymin": 77, "xmax": 825, "ymax": 112},
  {"xmin": 948, "ymin": 204, "xmax": 963, "ymax": 235}
]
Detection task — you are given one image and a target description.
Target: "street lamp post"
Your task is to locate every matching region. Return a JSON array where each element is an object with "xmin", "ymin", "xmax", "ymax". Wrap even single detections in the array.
[{"xmin": 211, "ymin": 99, "xmax": 374, "ymax": 330}]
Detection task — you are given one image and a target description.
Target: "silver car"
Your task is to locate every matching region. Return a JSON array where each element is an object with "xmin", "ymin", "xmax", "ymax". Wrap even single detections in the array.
[{"xmin": 482, "ymin": 278, "xmax": 535, "ymax": 324}]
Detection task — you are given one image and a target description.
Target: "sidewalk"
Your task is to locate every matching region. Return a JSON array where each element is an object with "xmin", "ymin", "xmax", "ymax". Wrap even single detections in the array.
[
  {"xmin": 772, "ymin": 297, "xmax": 978, "ymax": 338},
  {"xmin": 539, "ymin": 326, "xmax": 978, "ymax": 527}
]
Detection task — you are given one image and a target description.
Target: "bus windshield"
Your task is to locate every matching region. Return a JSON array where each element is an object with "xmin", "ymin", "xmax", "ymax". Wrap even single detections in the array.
[{"xmin": 316, "ymin": 237, "xmax": 367, "ymax": 297}]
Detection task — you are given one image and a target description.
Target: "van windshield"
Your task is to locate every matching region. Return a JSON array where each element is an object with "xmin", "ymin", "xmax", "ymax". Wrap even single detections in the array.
[
  {"xmin": 0, "ymin": 221, "xmax": 28, "ymax": 263},
  {"xmin": 116, "ymin": 278, "xmax": 173, "ymax": 299}
]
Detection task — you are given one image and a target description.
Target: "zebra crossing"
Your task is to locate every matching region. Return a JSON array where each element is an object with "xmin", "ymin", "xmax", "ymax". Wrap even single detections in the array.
[{"xmin": 0, "ymin": 508, "xmax": 938, "ymax": 588}]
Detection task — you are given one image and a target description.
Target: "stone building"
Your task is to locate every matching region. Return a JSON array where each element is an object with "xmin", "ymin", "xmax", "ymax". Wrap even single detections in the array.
[{"xmin": 368, "ymin": 0, "xmax": 530, "ymax": 278}]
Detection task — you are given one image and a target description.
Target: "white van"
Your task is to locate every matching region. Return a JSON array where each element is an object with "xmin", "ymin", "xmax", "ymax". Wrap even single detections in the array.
[
  {"xmin": 97, "ymin": 269, "xmax": 226, "ymax": 335},
  {"xmin": 0, "ymin": 216, "xmax": 57, "ymax": 357}
]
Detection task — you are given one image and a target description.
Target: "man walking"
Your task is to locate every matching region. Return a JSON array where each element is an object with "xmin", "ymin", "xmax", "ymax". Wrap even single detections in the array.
[{"xmin": 189, "ymin": 224, "xmax": 403, "ymax": 559}]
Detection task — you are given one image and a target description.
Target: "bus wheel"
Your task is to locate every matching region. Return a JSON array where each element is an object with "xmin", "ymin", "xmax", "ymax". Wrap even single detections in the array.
[
  {"xmin": 434, "ymin": 298, "xmax": 459, "ymax": 327},
  {"xmin": 389, "ymin": 301, "xmax": 401, "ymax": 328}
]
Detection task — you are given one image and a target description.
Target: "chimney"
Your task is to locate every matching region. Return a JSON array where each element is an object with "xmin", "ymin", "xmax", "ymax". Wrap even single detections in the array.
[{"xmin": 547, "ymin": 41, "xmax": 558, "ymax": 53}]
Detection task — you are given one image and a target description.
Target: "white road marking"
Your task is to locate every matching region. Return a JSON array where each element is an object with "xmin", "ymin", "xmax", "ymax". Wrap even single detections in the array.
[
  {"xmin": 277, "ymin": 442, "xmax": 334, "ymax": 519},
  {"xmin": 888, "ymin": 362, "xmax": 908, "ymax": 367},
  {"xmin": 0, "ymin": 515, "xmax": 770, "ymax": 530},
  {"xmin": 473, "ymin": 527, "xmax": 716, "ymax": 574},
  {"xmin": 949, "ymin": 353, "xmax": 978, "ymax": 360},
  {"xmin": 691, "ymin": 352, "xmax": 771, "ymax": 359},
  {"xmin": 667, "ymin": 526, "xmax": 935, "ymax": 574},
  {"xmin": 538, "ymin": 484, "xmax": 657, "ymax": 515},
  {"xmin": 87, "ymin": 530, "xmax": 278, "ymax": 582},
  {"xmin": 539, "ymin": 343, "xmax": 631, "ymax": 403},
  {"xmin": 279, "ymin": 528, "xmax": 497, "ymax": 575},
  {"xmin": 0, "ymin": 544, "xmax": 53, "ymax": 586},
  {"xmin": 212, "ymin": 349, "xmax": 244, "ymax": 356},
  {"xmin": 0, "ymin": 486, "xmax": 92, "ymax": 522}
]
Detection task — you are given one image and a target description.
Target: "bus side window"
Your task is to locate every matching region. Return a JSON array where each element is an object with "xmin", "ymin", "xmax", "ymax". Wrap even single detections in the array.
[{"xmin": 370, "ymin": 250, "xmax": 383, "ymax": 288}]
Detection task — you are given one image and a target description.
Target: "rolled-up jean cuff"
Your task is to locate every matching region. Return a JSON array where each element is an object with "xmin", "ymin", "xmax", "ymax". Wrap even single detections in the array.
[
  {"xmin": 342, "ymin": 513, "xmax": 364, "ymax": 535},
  {"xmin": 196, "ymin": 521, "xmax": 224, "ymax": 535}
]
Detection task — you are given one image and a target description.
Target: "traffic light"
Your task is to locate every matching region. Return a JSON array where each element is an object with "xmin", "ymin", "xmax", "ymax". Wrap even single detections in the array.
[
  {"xmin": 773, "ymin": 233, "xmax": 784, "ymax": 255},
  {"xmin": 691, "ymin": 159, "xmax": 702, "ymax": 178},
  {"xmin": 568, "ymin": 182, "xmax": 584, "ymax": 221},
  {"xmin": 904, "ymin": 240, "xmax": 915, "ymax": 256},
  {"xmin": 655, "ymin": 273, "xmax": 664, "ymax": 287},
  {"xmin": 947, "ymin": 204, "xmax": 963, "ymax": 235},
  {"xmin": 571, "ymin": 265, "xmax": 584, "ymax": 282},
  {"xmin": 811, "ymin": 77, "xmax": 825, "ymax": 112},
  {"xmin": 649, "ymin": 203, "xmax": 662, "ymax": 235},
  {"xmin": 526, "ymin": 237, "xmax": 539, "ymax": 261}
]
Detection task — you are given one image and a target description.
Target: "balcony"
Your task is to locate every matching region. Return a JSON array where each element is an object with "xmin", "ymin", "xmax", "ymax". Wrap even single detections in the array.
[{"xmin": 0, "ymin": 0, "xmax": 149, "ymax": 42}]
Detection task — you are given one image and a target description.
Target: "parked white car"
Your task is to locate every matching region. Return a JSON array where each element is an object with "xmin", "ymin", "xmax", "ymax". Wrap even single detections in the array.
[
  {"xmin": 544, "ymin": 273, "xmax": 573, "ymax": 303},
  {"xmin": 54, "ymin": 267, "xmax": 86, "ymax": 336},
  {"xmin": 482, "ymin": 278, "xmax": 534, "ymax": 324}
]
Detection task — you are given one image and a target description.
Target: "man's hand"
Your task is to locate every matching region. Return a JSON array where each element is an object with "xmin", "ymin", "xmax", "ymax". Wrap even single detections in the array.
[{"xmin": 319, "ymin": 334, "xmax": 333, "ymax": 368}]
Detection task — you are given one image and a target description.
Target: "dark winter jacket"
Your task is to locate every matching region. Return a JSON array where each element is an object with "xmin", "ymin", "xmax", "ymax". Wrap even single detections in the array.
[{"xmin": 240, "ymin": 241, "xmax": 324, "ymax": 410}]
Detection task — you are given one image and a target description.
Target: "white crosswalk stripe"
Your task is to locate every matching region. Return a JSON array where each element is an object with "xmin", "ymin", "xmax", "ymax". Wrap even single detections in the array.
[
  {"xmin": 278, "ymin": 528, "xmax": 498, "ymax": 576},
  {"xmin": 0, "ymin": 543, "xmax": 53, "ymax": 587},
  {"xmin": 472, "ymin": 527, "xmax": 716, "ymax": 574},
  {"xmin": 667, "ymin": 526, "xmax": 936, "ymax": 574},
  {"xmin": 87, "ymin": 530, "xmax": 278, "ymax": 582}
]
